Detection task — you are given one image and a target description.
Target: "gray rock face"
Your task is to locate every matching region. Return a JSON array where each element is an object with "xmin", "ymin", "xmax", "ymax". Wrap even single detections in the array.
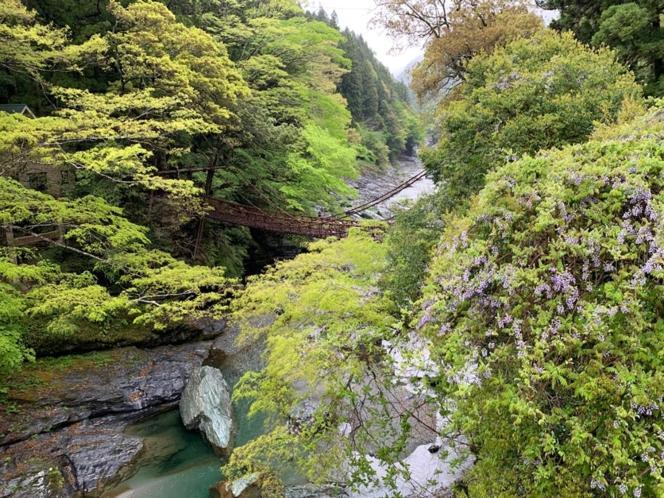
[
  {"xmin": 0, "ymin": 341, "xmax": 212, "ymax": 497},
  {"xmin": 180, "ymin": 366, "xmax": 233, "ymax": 453},
  {"xmin": 0, "ymin": 465, "xmax": 75, "ymax": 498},
  {"xmin": 0, "ymin": 415, "xmax": 143, "ymax": 498},
  {"xmin": 205, "ymin": 317, "xmax": 269, "ymax": 387},
  {"xmin": 1, "ymin": 341, "xmax": 211, "ymax": 447}
]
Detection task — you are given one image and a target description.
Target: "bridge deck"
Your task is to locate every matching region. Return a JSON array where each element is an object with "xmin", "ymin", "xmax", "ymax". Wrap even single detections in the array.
[
  {"xmin": 206, "ymin": 170, "xmax": 427, "ymax": 238},
  {"xmin": 206, "ymin": 197, "xmax": 356, "ymax": 237}
]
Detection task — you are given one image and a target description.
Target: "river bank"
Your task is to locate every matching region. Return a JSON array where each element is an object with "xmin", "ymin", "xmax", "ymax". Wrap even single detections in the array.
[
  {"xmin": 0, "ymin": 157, "xmax": 436, "ymax": 498},
  {"xmin": 349, "ymin": 155, "xmax": 434, "ymax": 220}
]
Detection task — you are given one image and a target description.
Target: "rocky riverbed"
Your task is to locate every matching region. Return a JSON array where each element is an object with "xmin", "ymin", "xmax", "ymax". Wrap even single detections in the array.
[{"xmin": 347, "ymin": 155, "xmax": 434, "ymax": 220}]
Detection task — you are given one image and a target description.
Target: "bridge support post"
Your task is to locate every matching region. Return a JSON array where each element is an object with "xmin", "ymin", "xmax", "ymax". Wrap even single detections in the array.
[{"xmin": 193, "ymin": 162, "xmax": 216, "ymax": 261}]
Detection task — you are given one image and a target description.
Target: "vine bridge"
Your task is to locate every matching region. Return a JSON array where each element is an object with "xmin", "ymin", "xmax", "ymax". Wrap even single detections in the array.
[{"xmin": 206, "ymin": 170, "xmax": 427, "ymax": 238}]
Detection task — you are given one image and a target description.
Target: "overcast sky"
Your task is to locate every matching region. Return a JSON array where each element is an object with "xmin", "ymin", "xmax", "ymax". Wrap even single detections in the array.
[{"xmin": 303, "ymin": 1, "xmax": 558, "ymax": 77}]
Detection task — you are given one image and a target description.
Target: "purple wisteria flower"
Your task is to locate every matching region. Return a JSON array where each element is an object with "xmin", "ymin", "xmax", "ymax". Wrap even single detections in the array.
[
  {"xmin": 569, "ymin": 172, "xmax": 583, "ymax": 186},
  {"xmin": 498, "ymin": 314, "xmax": 513, "ymax": 328},
  {"xmin": 417, "ymin": 314, "xmax": 431, "ymax": 330},
  {"xmin": 534, "ymin": 283, "xmax": 551, "ymax": 297},
  {"xmin": 549, "ymin": 317, "xmax": 561, "ymax": 336},
  {"xmin": 590, "ymin": 478, "xmax": 606, "ymax": 491},
  {"xmin": 438, "ymin": 323, "xmax": 451, "ymax": 335}
]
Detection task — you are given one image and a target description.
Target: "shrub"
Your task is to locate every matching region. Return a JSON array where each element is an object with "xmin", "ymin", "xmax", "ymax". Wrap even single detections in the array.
[
  {"xmin": 424, "ymin": 29, "xmax": 642, "ymax": 205},
  {"xmin": 419, "ymin": 104, "xmax": 664, "ymax": 496}
]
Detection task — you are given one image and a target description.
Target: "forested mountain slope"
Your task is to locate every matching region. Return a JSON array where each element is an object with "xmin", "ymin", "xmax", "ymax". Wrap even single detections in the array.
[
  {"xmin": 0, "ymin": 0, "xmax": 418, "ymax": 370},
  {"xmin": 2, "ymin": 1, "xmax": 663, "ymax": 498}
]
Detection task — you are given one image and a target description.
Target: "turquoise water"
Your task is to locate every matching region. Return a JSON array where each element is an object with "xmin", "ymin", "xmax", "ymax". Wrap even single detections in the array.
[
  {"xmin": 104, "ymin": 399, "xmax": 266, "ymax": 498},
  {"xmin": 103, "ymin": 410, "xmax": 221, "ymax": 498}
]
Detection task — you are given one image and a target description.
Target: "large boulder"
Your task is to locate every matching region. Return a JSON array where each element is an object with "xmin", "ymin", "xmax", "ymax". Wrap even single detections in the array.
[{"xmin": 180, "ymin": 366, "xmax": 233, "ymax": 453}]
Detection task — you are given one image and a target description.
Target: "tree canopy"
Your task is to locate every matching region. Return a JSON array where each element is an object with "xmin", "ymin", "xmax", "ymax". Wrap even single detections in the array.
[
  {"xmin": 422, "ymin": 30, "xmax": 642, "ymax": 203},
  {"xmin": 537, "ymin": 0, "xmax": 664, "ymax": 95},
  {"xmin": 374, "ymin": 0, "xmax": 543, "ymax": 99},
  {"xmin": 0, "ymin": 0, "xmax": 418, "ymax": 372}
]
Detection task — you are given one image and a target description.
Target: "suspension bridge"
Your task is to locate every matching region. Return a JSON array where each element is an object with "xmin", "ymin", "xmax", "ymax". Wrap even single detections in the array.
[
  {"xmin": 206, "ymin": 169, "xmax": 427, "ymax": 238},
  {"xmin": 5, "ymin": 169, "xmax": 428, "ymax": 249}
]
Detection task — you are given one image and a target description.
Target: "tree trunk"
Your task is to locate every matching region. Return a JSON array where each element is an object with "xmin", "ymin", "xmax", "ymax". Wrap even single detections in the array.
[{"xmin": 193, "ymin": 155, "xmax": 218, "ymax": 261}]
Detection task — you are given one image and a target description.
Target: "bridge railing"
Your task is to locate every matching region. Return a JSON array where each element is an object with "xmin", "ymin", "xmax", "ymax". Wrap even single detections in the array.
[
  {"xmin": 204, "ymin": 169, "xmax": 427, "ymax": 238},
  {"xmin": 205, "ymin": 197, "xmax": 356, "ymax": 237}
]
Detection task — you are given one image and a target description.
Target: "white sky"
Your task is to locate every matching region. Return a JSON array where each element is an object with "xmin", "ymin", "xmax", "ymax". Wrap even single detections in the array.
[
  {"xmin": 302, "ymin": 1, "xmax": 558, "ymax": 77},
  {"xmin": 303, "ymin": 0, "xmax": 423, "ymax": 76}
]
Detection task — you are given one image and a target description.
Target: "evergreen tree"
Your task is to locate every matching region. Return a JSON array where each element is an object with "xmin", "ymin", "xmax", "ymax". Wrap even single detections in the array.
[{"xmin": 335, "ymin": 28, "xmax": 421, "ymax": 164}]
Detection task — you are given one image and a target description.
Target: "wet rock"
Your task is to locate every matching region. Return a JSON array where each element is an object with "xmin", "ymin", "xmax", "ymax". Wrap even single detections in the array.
[
  {"xmin": 1, "ymin": 341, "xmax": 211, "ymax": 447},
  {"xmin": 64, "ymin": 419, "xmax": 144, "ymax": 492},
  {"xmin": 0, "ymin": 462, "xmax": 76, "ymax": 498},
  {"xmin": 180, "ymin": 366, "xmax": 233, "ymax": 453},
  {"xmin": 206, "ymin": 317, "xmax": 269, "ymax": 385},
  {"xmin": 211, "ymin": 473, "xmax": 261, "ymax": 498},
  {"xmin": 0, "ymin": 340, "xmax": 214, "ymax": 497},
  {"xmin": 0, "ymin": 415, "xmax": 142, "ymax": 497}
]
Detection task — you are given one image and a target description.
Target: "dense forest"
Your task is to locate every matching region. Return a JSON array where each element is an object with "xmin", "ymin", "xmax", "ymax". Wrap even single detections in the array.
[
  {"xmin": 1, "ymin": 0, "xmax": 663, "ymax": 498},
  {"xmin": 0, "ymin": 0, "xmax": 418, "ymax": 363}
]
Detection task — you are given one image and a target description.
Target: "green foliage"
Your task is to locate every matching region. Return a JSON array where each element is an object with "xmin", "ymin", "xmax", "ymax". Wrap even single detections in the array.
[
  {"xmin": 224, "ymin": 228, "xmax": 405, "ymax": 491},
  {"xmin": 355, "ymin": 124, "xmax": 390, "ymax": 166},
  {"xmin": 538, "ymin": 0, "xmax": 664, "ymax": 96},
  {"xmin": 166, "ymin": 3, "xmax": 368, "ymax": 219},
  {"xmin": 592, "ymin": 2, "xmax": 664, "ymax": 96},
  {"xmin": 381, "ymin": 193, "xmax": 445, "ymax": 308},
  {"xmin": 106, "ymin": 0, "xmax": 248, "ymax": 125},
  {"xmin": 0, "ymin": 277, "xmax": 33, "ymax": 375},
  {"xmin": 337, "ymin": 28, "xmax": 422, "ymax": 164},
  {"xmin": 0, "ymin": 178, "xmax": 236, "ymax": 343},
  {"xmin": 24, "ymin": 0, "xmax": 115, "ymax": 42},
  {"xmin": 423, "ymin": 30, "xmax": 642, "ymax": 204},
  {"xmin": 0, "ymin": 0, "xmax": 68, "ymax": 79},
  {"xmin": 0, "ymin": 0, "xmax": 247, "ymax": 219},
  {"xmin": 418, "ymin": 103, "xmax": 664, "ymax": 497},
  {"xmin": 281, "ymin": 123, "xmax": 357, "ymax": 212}
]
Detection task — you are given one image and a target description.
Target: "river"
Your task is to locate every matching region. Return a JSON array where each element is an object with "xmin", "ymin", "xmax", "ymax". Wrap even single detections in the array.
[
  {"xmin": 349, "ymin": 155, "xmax": 434, "ymax": 220},
  {"xmin": 103, "ymin": 156, "xmax": 436, "ymax": 498},
  {"xmin": 102, "ymin": 410, "xmax": 220, "ymax": 498}
]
